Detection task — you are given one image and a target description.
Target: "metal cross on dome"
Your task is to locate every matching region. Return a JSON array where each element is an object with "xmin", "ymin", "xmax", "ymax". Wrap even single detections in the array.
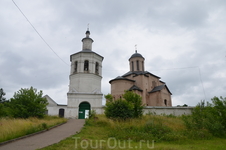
[
  {"xmin": 135, "ymin": 44, "xmax": 137, "ymax": 53},
  {"xmin": 87, "ymin": 23, "xmax": 89, "ymax": 31}
]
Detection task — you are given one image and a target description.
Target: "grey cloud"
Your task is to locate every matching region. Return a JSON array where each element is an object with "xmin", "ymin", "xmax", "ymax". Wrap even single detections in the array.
[{"xmin": 1, "ymin": 0, "xmax": 226, "ymax": 106}]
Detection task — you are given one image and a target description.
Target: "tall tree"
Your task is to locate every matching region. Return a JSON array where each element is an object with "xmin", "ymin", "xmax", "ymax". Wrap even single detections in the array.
[
  {"xmin": 0, "ymin": 88, "xmax": 6, "ymax": 103},
  {"xmin": 9, "ymin": 87, "xmax": 48, "ymax": 118}
]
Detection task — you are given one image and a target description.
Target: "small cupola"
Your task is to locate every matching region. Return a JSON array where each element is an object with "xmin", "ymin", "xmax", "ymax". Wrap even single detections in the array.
[
  {"xmin": 82, "ymin": 29, "xmax": 93, "ymax": 50},
  {"xmin": 129, "ymin": 50, "xmax": 145, "ymax": 60},
  {"xmin": 129, "ymin": 50, "xmax": 145, "ymax": 72}
]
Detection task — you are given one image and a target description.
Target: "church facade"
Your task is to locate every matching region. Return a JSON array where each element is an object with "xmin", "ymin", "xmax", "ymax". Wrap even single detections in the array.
[
  {"xmin": 109, "ymin": 51, "xmax": 172, "ymax": 106},
  {"xmin": 45, "ymin": 30, "xmax": 175, "ymax": 119},
  {"xmin": 45, "ymin": 30, "xmax": 104, "ymax": 119}
]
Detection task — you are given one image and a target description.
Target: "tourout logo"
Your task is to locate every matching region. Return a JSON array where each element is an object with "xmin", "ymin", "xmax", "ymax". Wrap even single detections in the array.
[{"xmin": 73, "ymin": 137, "xmax": 154, "ymax": 149}]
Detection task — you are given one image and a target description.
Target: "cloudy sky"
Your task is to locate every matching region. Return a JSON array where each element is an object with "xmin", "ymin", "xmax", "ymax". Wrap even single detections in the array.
[{"xmin": 1, "ymin": 0, "xmax": 226, "ymax": 106}]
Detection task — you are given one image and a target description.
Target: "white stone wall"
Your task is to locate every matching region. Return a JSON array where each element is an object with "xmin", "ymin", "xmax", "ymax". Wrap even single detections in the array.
[
  {"xmin": 95, "ymin": 106, "xmax": 193, "ymax": 117},
  {"xmin": 69, "ymin": 74, "xmax": 102, "ymax": 94},
  {"xmin": 65, "ymin": 107, "xmax": 78, "ymax": 119},
  {"xmin": 47, "ymin": 104, "xmax": 193, "ymax": 118},
  {"xmin": 143, "ymin": 106, "xmax": 193, "ymax": 116},
  {"xmin": 67, "ymin": 93, "xmax": 102, "ymax": 108},
  {"xmin": 46, "ymin": 105, "xmax": 67, "ymax": 116}
]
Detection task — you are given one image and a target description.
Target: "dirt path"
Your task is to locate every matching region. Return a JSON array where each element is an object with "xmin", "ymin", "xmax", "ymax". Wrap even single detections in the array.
[{"xmin": 0, "ymin": 119, "xmax": 85, "ymax": 150}]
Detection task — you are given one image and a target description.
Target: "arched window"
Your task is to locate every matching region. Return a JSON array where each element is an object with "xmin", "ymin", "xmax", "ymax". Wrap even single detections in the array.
[
  {"xmin": 164, "ymin": 99, "xmax": 167, "ymax": 106},
  {"xmin": 84, "ymin": 60, "xmax": 89, "ymax": 71},
  {"xmin": 95, "ymin": 62, "xmax": 99, "ymax": 74},
  {"xmin": 136, "ymin": 60, "xmax": 139, "ymax": 71},
  {"xmin": 132, "ymin": 61, "xmax": 134, "ymax": 71},
  {"xmin": 74, "ymin": 61, "xmax": 78, "ymax": 73}
]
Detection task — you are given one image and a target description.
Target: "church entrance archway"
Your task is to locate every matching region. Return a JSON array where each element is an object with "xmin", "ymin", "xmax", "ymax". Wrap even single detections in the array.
[
  {"xmin": 78, "ymin": 102, "xmax": 90, "ymax": 119},
  {"xmin": 59, "ymin": 108, "xmax": 65, "ymax": 118}
]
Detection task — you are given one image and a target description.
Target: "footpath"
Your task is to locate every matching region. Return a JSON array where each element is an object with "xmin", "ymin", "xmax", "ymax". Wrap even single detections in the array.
[{"xmin": 0, "ymin": 119, "xmax": 85, "ymax": 150}]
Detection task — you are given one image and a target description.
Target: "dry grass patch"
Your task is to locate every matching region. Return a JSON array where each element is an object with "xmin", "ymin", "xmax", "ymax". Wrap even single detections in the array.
[{"xmin": 0, "ymin": 116, "xmax": 67, "ymax": 143}]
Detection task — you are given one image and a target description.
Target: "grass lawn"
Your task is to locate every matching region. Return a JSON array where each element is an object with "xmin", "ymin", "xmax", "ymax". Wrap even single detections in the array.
[
  {"xmin": 0, "ymin": 116, "xmax": 67, "ymax": 143},
  {"xmin": 39, "ymin": 115, "xmax": 226, "ymax": 150}
]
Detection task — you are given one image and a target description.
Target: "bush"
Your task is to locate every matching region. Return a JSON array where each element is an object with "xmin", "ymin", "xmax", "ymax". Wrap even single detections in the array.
[
  {"xmin": 104, "ymin": 91, "xmax": 144, "ymax": 120},
  {"xmin": 182, "ymin": 96, "xmax": 226, "ymax": 137},
  {"xmin": 105, "ymin": 98, "xmax": 134, "ymax": 120}
]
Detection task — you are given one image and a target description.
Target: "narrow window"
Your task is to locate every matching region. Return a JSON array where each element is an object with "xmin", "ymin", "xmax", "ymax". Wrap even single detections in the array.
[
  {"xmin": 95, "ymin": 62, "xmax": 99, "ymax": 74},
  {"xmin": 136, "ymin": 60, "xmax": 139, "ymax": 71},
  {"xmin": 164, "ymin": 99, "xmax": 167, "ymax": 106},
  {"xmin": 74, "ymin": 61, "xmax": 78, "ymax": 73},
  {"xmin": 84, "ymin": 60, "xmax": 89, "ymax": 71},
  {"xmin": 142, "ymin": 61, "xmax": 144, "ymax": 71},
  {"xmin": 132, "ymin": 61, "xmax": 134, "ymax": 71}
]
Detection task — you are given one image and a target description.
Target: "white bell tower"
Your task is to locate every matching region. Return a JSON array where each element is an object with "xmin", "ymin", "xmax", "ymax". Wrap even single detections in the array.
[{"xmin": 66, "ymin": 29, "xmax": 104, "ymax": 119}]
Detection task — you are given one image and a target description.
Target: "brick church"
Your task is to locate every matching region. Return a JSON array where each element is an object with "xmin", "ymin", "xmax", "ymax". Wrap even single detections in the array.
[{"xmin": 109, "ymin": 51, "xmax": 172, "ymax": 106}]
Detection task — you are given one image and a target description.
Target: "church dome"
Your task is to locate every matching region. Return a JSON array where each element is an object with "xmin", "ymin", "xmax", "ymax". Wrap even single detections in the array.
[{"xmin": 129, "ymin": 51, "xmax": 144, "ymax": 60}]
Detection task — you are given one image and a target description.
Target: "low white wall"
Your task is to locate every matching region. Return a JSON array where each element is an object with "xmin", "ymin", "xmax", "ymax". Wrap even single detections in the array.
[
  {"xmin": 143, "ymin": 106, "xmax": 194, "ymax": 116},
  {"xmin": 47, "ymin": 105, "xmax": 67, "ymax": 116},
  {"xmin": 47, "ymin": 106, "xmax": 194, "ymax": 118},
  {"xmin": 91, "ymin": 106, "xmax": 193, "ymax": 116},
  {"xmin": 92, "ymin": 107, "xmax": 105, "ymax": 114}
]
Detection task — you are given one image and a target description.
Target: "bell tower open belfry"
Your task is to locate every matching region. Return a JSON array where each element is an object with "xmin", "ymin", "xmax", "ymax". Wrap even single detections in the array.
[{"xmin": 66, "ymin": 29, "xmax": 104, "ymax": 119}]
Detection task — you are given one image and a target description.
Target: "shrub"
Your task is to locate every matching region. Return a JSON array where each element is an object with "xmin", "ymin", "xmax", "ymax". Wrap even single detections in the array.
[
  {"xmin": 182, "ymin": 97, "xmax": 226, "ymax": 137},
  {"xmin": 105, "ymin": 98, "xmax": 134, "ymax": 120},
  {"xmin": 104, "ymin": 91, "xmax": 144, "ymax": 120}
]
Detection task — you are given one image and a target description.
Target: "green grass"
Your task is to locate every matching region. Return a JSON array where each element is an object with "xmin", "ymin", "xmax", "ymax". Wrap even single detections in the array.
[
  {"xmin": 37, "ymin": 115, "xmax": 226, "ymax": 149},
  {"xmin": 0, "ymin": 116, "xmax": 67, "ymax": 143}
]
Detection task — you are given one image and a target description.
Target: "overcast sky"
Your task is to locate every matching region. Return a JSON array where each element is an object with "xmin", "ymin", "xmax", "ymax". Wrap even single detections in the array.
[{"xmin": 1, "ymin": 0, "xmax": 226, "ymax": 106}]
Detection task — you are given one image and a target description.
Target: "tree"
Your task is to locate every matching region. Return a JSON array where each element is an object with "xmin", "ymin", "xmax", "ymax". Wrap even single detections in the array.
[
  {"xmin": 182, "ymin": 96, "xmax": 226, "ymax": 137},
  {"xmin": 105, "ymin": 94, "xmax": 113, "ymax": 102},
  {"xmin": 9, "ymin": 87, "xmax": 48, "ymax": 118},
  {"xmin": 123, "ymin": 91, "xmax": 144, "ymax": 118},
  {"xmin": 104, "ymin": 91, "xmax": 144, "ymax": 120},
  {"xmin": 0, "ymin": 88, "xmax": 6, "ymax": 103},
  {"xmin": 183, "ymin": 104, "xmax": 188, "ymax": 107},
  {"xmin": 0, "ymin": 88, "xmax": 7, "ymax": 117}
]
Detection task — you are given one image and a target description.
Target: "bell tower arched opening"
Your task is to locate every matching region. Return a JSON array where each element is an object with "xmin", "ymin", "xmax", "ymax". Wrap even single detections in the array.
[{"xmin": 84, "ymin": 60, "xmax": 89, "ymax": 71}]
